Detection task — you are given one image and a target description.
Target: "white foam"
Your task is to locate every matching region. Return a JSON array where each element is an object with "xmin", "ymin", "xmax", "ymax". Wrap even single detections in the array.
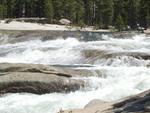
[
  {"xmin": 0, "ymin": 38, "xmax": 83, "ymax": 64},
  {"xmin": 0, "ymin": 34, "xmax": 150, "ymax": 113},
  {"xmin": 0, "ymin": 66, "xmax": 150, "ymax": 113}
]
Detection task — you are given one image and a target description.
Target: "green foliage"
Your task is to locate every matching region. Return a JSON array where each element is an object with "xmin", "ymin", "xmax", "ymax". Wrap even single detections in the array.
[
  {"xmin": 146, "ymin": 15, "xmax": 150, "ymax": 27},
  {"xmin": 96, "ymin": 0, "xmax": 114, "ymax": 28},
  {"xmin": 0, "ymin": 4, "xmax": 3, "ymax": 18},
  {"xmin": 113, "ymin": 0, "xmax": 127, "ymax": 27},
  {"xmin": 0, "ymin": 0, "xmax": 150, "ymax": 29},
  {"xmin": 25, "ymin": 0, "xmax": 37, "ymax": 17},
  {"xmin": 115, "ymin": 15, "xmax": 125, "ymax": 31},
  {"xmin": 93, "ymin": 24, "xmax": 100, "ymax": 30},
  {"xmin": 43, "ymin": 0, "xmax": 53, "ymax": 22},
  {"xmin": 0, "ymin": 0, "xmax": 7, "ymax": 18},
  {"xmin": 78, "ymin": 20, "xmax": 85, "ymax": 29},
  {"xmin": 84, "ymin": 0, "xmax": 94, "ymax": 25},
  {"xmin": 127, "ymin": 0, "xmax": 139, "ymax": 29},
  {"xmin": 74, "ymin": 0, "xmax": 84, "ymax": 24},
  {"xmin": 139, "ymin": 0, "xmax": 150, "ymax": 28}
]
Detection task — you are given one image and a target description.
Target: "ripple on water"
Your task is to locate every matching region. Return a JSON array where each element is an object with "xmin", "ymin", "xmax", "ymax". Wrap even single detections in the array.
[{"xmin": 0, "ymin": 34, "xmax": 150, "ymax": 113}]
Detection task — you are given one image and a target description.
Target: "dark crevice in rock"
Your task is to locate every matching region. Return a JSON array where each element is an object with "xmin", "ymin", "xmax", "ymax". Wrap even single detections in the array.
[{"xmin": 22, "ymin": 68, "xmax": 72, "ymax": 77}]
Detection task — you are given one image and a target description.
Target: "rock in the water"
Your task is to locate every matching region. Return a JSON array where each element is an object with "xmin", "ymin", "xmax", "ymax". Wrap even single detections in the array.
[
  {"xmin": 144, "ymin": 102, "xmax": 150, "ymax": 112},
  {"xmin": 112, "ymin": 90, "xmax": 150, "ymax": 113},
  {"xmin": 0, "ymin": 63, "xmax": 85, "ymax": 95},
  {"xmin": 64, "ymin": 90, "xmax": 150, "ymax": 113},
  {"xmin": 84, "ymin": 99, "xmax": 108, "ymax": 108}
]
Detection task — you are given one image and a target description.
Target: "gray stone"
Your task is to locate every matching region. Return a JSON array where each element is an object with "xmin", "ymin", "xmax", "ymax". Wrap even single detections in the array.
[
  {"xmin": 144, "ymin": 102, "xmax": 150, "ymax": 112},
  {"xmin": 0, "ymin": 63, "xmax": 85, "ymax": 95},
  {"xmin": 84, "ymin": 99, "xmax": 108, "ymax": 108}
]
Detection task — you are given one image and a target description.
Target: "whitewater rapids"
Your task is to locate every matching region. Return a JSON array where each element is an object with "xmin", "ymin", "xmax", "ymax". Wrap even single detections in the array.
[{"xmin": 0, "ymin": 34, "xmax": 150, "ymax": 113}]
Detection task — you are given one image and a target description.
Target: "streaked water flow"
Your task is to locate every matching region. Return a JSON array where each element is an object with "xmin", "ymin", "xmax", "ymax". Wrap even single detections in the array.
[{"xmin": 0, "ymin": 34, "xmax": 150, "ymax": 113}]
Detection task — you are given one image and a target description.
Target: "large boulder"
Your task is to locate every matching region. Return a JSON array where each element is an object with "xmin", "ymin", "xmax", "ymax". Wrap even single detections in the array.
[
  {"xmin": 84, "ymin": 99, "xmax": 108, "ymax": 108},
  {"xmin": 63, "ymin": 89, "xmax": 150, "ymax": 113},
  {"xmin": 0, "ymin": 63, "xmax": 85, "ymax": 94},
  {"xmin": 144, "ymin": 102, "xmax": 150, "ymax": 112},
  {"xmin": 59, "ymin": 19, "xmax": 71, "ymax": 25},
  {"xmin": 111, "ymin": 89, "xmax": 150, "ymax": 113}
]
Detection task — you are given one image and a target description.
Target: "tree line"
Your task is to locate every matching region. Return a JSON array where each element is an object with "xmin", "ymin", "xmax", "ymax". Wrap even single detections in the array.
[{"xmin": 0, "ymin": 0, "xmax": 150, "ymax": 30}]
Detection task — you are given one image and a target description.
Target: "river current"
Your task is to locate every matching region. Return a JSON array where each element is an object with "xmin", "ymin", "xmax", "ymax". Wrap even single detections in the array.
[{"xmin": 0, "ymin": 34, "xmax": 150, "ymax": 113}]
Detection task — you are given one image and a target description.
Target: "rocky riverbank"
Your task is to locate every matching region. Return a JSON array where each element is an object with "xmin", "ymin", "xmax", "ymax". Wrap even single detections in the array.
[
  {"xmin": 1, "ymin": 63, "xmax": 149, "ymax": 113},
  {"xmin": 0, "ymin": 63, "xmax": 85, "ymax": 94},
  {"xmin": 0, "ymin": 30, "xmax": 150, "ymax": 113},
  {"xmin": 63, "ymin": 89, "xmax": 150, "ymax": 113}
]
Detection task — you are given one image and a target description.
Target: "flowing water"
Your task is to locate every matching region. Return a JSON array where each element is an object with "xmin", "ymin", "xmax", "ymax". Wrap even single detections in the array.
[{"xmin": 0, "ymin": 34, "xmax": 150, "ymax": 113}]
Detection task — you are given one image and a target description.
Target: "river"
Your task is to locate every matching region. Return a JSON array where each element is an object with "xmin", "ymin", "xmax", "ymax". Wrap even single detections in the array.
[{"xmin": 0, "ymin": 33, "xmax": 150, "ymax": 113}]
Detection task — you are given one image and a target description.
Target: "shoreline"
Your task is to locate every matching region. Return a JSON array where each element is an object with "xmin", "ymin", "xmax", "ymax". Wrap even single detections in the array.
[
  {"xmin": 0, "ymin": 20, "xmax": 150, "ymax": 34},
  {"xmin": 0, "ymin": 21, "xmax": 110, "ymax": 32},
  {"xmin": 0, "ymin": 27, "xmax": 146, "ymax": 35}
]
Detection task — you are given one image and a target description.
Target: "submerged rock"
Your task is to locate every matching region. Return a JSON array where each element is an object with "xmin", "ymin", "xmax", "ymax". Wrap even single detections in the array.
[{"xmin": 0, "ymin": 63, "xmax": 85, "ymax": 94}]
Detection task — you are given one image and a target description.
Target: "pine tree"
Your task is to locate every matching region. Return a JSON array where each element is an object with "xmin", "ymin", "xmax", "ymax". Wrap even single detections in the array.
[
  {"xmin": 63, "ymin": 0, "xmax": 76, "ymax": 21},
  {"xmin": 25, "ymin": 0, "xmax": 36, "ymax": 17},
  {"xmin": 0, "ymin": 0, "xmax": 149, "ymax": 29},
  {"xmin": 43, "ymin": 0, "xmax": 54, "ymax": 23},
  {"xmin": 14, "ymin": 0, "xmax": 26, "ymax": 18},
  {"xmin": 83, "ymin": 0, "xmax": 94, "ymax": 25},
  {"xmin": 96, "ymin": 0, "xmax": 114, "ymax": 28},
  {"xmin": 0, "ymin": 4, "xmax": 3, "ymax": 18},
  {"xmin": 146, "ymin": 12, "xmax": 150, "ymax": 28},
  {"xmin": 113, "ymin": 0, "xmax": 127, "ymax": 27},
  {"xmin": 115, "ymin": 15, "xmax": 125, "ymax": 31},
  {"xmin": 102, "ymin": 0, "xmax": 114, "ymax": 28},
  {"xmin": 139, "ymin": 0, "xmax": 150, "ymax": 28},
  {"xmin": 6, "ymin": 0, "xmax": 16, "ymax": 18},
  {"xmin": 35, "ymin": 0, "xmax": 44, "ymax": 18},
  {"xmin": 127, "ymin": 0, "xmax": 139, "ymax": 29},
  {"xmin": 53, "ymin": 0, "xmax": 64, "ymax": 20},
  {"xmin": 0, "ymin": 0, "xmax": 7, "ymax": 19},
  {"xmin": 75, "ymin": 0, "xmax": 84, "ymax": 25}
]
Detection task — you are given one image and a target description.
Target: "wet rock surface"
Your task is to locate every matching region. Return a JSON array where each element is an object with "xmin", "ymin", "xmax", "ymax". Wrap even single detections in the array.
[
  {"xmin": 144, "ymin": 102, "xmax": 150, "ymax": 112},
  {"xmin": 111, "ymin": 90, "xmax": 150, "ymax": 113},
  {"xmin": 0, "ymin": 31, "xmax": 150, "ymax": 113},
  {"xmin": 0, "ymin": 63, "xmax": 85, "ymax": 94},
  {"xmin": 64, "ymin": 90, "xmax": 150, "ymax": 113},
  {"xmin": 83, "ymin": 49, "xmax": 150, "ymax": 61}
]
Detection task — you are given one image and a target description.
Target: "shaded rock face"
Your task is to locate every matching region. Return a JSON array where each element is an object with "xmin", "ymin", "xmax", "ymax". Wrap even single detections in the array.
[
  {"xmin": 0, "ymin": 80, "xmax": 83, "ymax": 95},
  {"xmin": 64, "ymin": 90, "xmax": 150, "ymax": 113},
  {"xmin": 144, "ymin": 102, "xmax": 150, "ymax": 112},
  {"xmin": 0, "ymin": 63, "xmax": 85, "ymax": 95},
  {"xmin": 111, "ymin": 90, "xmax": 150, "ymax": 113}
]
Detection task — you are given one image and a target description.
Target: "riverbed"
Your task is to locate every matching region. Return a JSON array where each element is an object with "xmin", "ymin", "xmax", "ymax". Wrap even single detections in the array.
[{"xmin": 0, "ymin": 33, "xmax": 150, "ymax": 113}]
